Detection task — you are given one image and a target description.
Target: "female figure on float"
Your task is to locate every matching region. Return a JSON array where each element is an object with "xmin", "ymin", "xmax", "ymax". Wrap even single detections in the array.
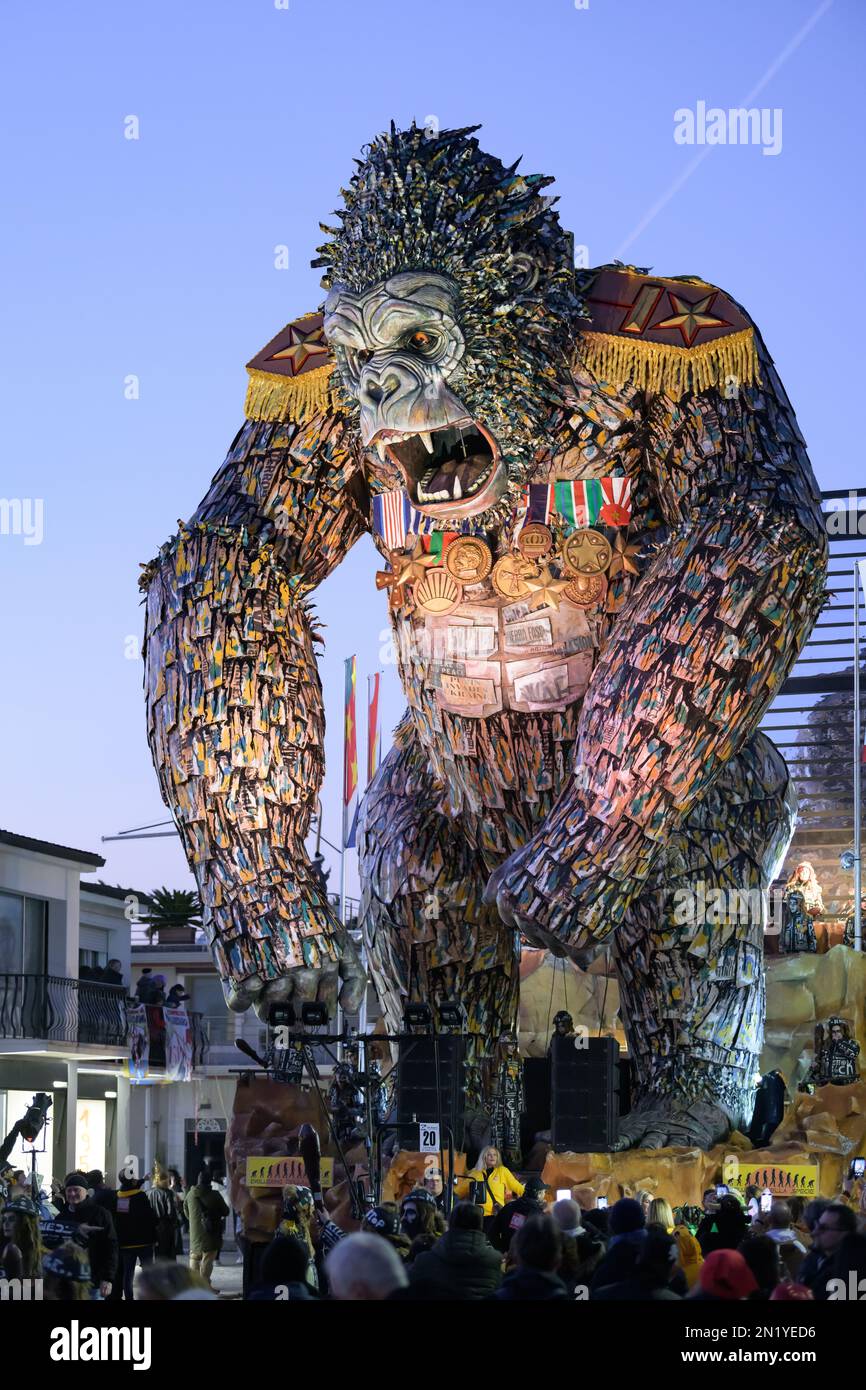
[{"xmin": 458, "ymin": 1145, "xmax": 525, "ymax": 1232}]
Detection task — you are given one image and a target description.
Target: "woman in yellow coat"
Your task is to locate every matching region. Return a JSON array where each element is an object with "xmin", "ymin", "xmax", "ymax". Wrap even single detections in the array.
[{"xmin": 458, "ymin": 1146, "xmax": 525, "ymax": 1220}]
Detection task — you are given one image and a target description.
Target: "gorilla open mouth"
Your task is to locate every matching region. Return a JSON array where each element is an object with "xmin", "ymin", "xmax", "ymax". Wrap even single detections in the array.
[{"xmin": 377, "ymin": 421, "xmax": 505, "ymax": 518}]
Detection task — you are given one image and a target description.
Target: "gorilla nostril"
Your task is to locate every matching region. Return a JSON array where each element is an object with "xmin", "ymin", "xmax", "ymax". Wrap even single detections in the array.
[
  {"xmin": 362, "ymin": 371, "xmax": 402, "ymax": 406},
  {"xmin": 381, "ymin": 373, "xmax": 401, "ymax": 399}
]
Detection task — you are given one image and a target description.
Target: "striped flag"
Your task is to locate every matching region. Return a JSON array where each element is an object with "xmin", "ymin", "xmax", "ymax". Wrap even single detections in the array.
[
  {"xmin": 527, "ymin": 476, "xmax": 632, "ymax": 528},
  {"xmin": 371, "ymin": 492, "xmax": 436, "ymax": 549},
  {"xmin": 371, "ymin": 491, "xmax": 486, "ymax": 547},
  {"xmin": 367, "ymin": 672, "xmax": 382, "ymax": 785},
  {"xmin": 342, "ymin": 656, "xmax": 359, "ymax": 849}
]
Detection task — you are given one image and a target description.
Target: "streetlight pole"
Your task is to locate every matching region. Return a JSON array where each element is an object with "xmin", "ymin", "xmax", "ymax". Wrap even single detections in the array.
[{"xmin": 855, "ymin": 560, "xmax": 862, "ymax": 952}]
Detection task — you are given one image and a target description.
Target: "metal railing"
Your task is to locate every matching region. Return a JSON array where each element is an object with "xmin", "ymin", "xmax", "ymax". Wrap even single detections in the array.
[{"xmin": 0, "ymin": 974, "xmax": 128, "ymax": 1047}]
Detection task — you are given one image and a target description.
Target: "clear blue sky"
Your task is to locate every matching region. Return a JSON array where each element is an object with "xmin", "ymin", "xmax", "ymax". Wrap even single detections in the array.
[{"xmin": 1, "ymin": 0, "xmax": 863, "ymax": 901}]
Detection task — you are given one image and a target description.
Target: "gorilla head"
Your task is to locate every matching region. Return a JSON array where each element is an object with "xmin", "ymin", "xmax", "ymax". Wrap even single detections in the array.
[{"xmin": 316, "ymin": 124, "xmax": 584, "ymax": 528}]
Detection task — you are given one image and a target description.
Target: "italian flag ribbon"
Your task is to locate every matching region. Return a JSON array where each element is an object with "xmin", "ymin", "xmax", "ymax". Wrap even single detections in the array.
[{"xmin": 527, "ymin": 476, "xmax": 632, "ymax": 529}]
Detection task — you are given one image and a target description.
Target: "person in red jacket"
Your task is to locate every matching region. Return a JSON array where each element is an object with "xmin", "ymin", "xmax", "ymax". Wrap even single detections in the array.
[{"xmin": 114, "ymin": 1172, "xmax": 158, "ymax": 1300}]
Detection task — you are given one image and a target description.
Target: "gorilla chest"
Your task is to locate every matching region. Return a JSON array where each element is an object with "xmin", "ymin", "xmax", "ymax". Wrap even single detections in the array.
[{"xmin": 395, "ymin": 592, "xmax": 600, "ymax": 717}]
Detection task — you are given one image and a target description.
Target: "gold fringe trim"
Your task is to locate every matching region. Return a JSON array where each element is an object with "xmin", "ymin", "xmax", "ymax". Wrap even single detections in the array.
[
  {"xmin": 578, "ymin": 327, "xmax": 760, "ymax": 396},
  {"xmin": 244, "ymin": 363, "xmax": 340, "ymax": 422}
]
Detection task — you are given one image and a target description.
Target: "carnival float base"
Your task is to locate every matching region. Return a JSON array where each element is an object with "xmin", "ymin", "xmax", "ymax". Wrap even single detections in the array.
[{"xmin": 382, "ymin": 1082, "xmax": 866, "ymax": 1210}]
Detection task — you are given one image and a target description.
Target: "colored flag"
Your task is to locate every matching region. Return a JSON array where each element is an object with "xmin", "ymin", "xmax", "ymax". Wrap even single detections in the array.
[
  {"xmin": 343, "ymin": 656, "xmax": 359, "ymax": 848},
  {"xmin": 527, "ymin": 476, "xmax": 631, "ymax": 529},
  {"xmin": 367, "ymin": 672, "xmax": 382, "ymax": 785},
  {"xmin": 371, "ymin": 490, "xmax": 486, "ymax": 547}
]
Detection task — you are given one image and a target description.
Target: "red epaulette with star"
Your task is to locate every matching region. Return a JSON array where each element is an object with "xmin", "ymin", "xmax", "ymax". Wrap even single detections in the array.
[
  {"xmin": 244, "ymin": 311, "xmax": 339, "ymax": 423},
  {"xmin": 578, "ymin": 264, "xmax": 760, "ymax": 396}
]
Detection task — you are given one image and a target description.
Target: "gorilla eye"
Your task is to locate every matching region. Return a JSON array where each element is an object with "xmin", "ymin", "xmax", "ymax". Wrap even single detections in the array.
[{"xmin": 405, "ymin": 329, "xmax": 438, "ymax": 354}]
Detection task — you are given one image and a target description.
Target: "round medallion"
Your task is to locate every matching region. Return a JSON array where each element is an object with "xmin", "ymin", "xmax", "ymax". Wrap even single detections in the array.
[
  {"xmin": 413, "ymin": 569, "xmax": 463, "ymax": 615},
  {"xmin": 562, "ymin": 527, "xmax": 613, "ymax": 576},
  {"xmin": 517, "ymin": 522, "xmax": 554, "ymax": 562},
  {"xmin": 491, "ymin": 554, "xmax": 538, "ymax": 599},
  {"xmin": 562, "ymin": 573, "xmax": 607, "ymax": 609},
  {"xmin": 444, "ymin": 536, "xmax": 493, "ymax": 584}
]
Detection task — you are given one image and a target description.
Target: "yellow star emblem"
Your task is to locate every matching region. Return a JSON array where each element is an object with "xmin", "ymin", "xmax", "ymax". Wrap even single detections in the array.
[
  {"xmin": 525, "ymin": 565, "xmax": 569, "ymax": 610},
  {"xmin": 654, "ymin": 293, "xmax": 729, "ymax": 347}
]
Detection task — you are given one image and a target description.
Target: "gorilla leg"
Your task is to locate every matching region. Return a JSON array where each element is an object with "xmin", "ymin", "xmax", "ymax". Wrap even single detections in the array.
[
  {"xmin": 358, "ymin": 723, "xmax": 520, "ymax": 1108},
  {"xmin": 613, "ymin": 731, "xmax": 796, "ymax": 1149}
]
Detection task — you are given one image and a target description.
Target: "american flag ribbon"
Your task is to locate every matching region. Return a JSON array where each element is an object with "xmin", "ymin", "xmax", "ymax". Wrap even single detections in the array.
[{"xmin": 371, "ymin": 492, "xmax": 485, "ymax": 548}]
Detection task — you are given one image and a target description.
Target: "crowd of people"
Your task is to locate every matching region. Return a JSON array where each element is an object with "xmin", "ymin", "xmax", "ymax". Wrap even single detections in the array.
[
  {"xmin": 0, "ymin": 1162, "xmax": 230, "ymax": 1301},
  {"xmin": 3, "ymin": 1140, "xmax": 865, "ymax": 1302}
]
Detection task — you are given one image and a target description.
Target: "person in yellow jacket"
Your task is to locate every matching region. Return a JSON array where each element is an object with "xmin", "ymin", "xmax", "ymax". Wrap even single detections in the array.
[{"xmin": 457, "ymin": 1146, "xmax": 525, "ymax": 1220}]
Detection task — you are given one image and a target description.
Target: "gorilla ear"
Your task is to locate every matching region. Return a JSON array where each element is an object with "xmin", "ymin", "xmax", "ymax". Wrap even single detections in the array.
[{"xmin": 506, "ymin": 252, "xmax": 540, "ymax": 294}]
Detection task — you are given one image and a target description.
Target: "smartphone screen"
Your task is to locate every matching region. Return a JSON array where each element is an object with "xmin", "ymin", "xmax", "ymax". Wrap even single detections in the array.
[
  {"xmin": 715, "ymin": 1185, "xmax": 728, "ymax": 1197},
  {"xmin": 596, "ymin": 1196, "xmax": 608, "ymax": 1209},
  {"xmin": 851, "ymin": 1158, "xmax": 865, "ymax": 1178},
  {"xmin": 760, "ymin": 1192, "xmax": 773, "ymax": 1213}
]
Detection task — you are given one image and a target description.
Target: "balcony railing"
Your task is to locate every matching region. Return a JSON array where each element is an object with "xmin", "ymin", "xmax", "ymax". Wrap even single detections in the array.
[
  {"xmin": 0, "ymin": 974, "xmax": 128, "ymax": 1047},
  {"xmin": 142, "ymin": 1004, "xmax": 209, "ymax": 1069},
  {"xmin": 0, "ymin": 974, "xmax": 209, "ymax": 1066}
]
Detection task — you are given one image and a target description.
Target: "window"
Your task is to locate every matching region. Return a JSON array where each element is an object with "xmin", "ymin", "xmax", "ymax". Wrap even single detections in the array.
[{"xmin": 0, "ymin": 891, "xmax": 47, "ymax": 974}]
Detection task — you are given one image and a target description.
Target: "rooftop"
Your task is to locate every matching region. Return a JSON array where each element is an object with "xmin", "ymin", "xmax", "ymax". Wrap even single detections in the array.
[{"xmin": 0, "ymin": 828, "xmax": 105, "ymax": 869}]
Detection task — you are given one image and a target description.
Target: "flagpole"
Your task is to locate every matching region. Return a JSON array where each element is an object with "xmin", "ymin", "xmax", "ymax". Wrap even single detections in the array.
[{"xmin": 855, "ymin": 560, "xmax": 862, "ymax": 952}]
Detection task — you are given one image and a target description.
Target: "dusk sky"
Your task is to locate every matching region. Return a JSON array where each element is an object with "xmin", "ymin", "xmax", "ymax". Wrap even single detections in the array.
[{"xmin": 1, "ymin": 0, "xmax": 863, "ymax": 902}]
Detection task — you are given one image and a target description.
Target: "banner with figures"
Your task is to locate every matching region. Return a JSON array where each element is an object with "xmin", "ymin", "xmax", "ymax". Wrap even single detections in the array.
[
  {"xmin": 728, "ymin": 1161, "xmax": 820, "ymax": 1198},
  {"xmin": 246, "ymin": 1155, "xmax": 335, "ymax": 1189},
  {"xmin": 126, "ymin": 1003, "xmax": 150, "ymax": 1082},
  {"xmin": 164, "ymin": 1005, "xmax": 193, "ymax": 1082}
]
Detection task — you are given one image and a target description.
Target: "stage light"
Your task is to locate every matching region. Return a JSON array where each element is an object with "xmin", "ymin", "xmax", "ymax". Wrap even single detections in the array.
[
  {"xmin": 301, "ymin": 1002, "xmax": 328, "ymax": 1027},
  {"xmin": 268, "ymin": 1002, "xmax": 296, "ymax": 1028},
  {"xmin": 403, "ymin": 1002, "xmax": 432, "ymax": 1031},
  {"xmin": 438, "ymin": 1000, "xmax": 465, "ymax": 1029},
  {"xmin": 18, "ymin": 1093, "xmax": 52, "ymax": 1143}
]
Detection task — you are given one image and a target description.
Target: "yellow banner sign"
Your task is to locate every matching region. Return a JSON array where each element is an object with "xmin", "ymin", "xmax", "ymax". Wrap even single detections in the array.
[
  {"xmin": 728, "ymin": 1161, "xmax": 819, "ymax": 1197},
  {"xmin": 245, "ymin": 1155, "xmax": 335, "ymax": 1189}
]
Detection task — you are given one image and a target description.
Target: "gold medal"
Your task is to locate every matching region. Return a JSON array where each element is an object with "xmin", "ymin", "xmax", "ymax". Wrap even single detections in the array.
[
  {"xmin": 413, "ymin": 569, "xmax": 463, "ymax": 615},
  {"xmin": 517, "ymin": 522, "xmax": 553, "ymax": 562},
  {"xmin": 444, "ymin": 536, "xmax": 493, "ymax": 584},
  {"xmin": 491, "ymin": 554, "xmax": 538, "ymax": 599},
  {"xmin": 562, "ymin": 573, "xmax": 607, "ymax": 609},
  {"xmin": 562, "ymin": 527, "xmax": 613, "ymax": 576}
]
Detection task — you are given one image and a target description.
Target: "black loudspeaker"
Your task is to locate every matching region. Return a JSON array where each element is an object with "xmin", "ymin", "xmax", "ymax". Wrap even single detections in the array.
[
  {"xmin": 395, "ymin": 1035, "xmax": 465, "ymax": 1148},
  {"xmin": 550, "ymin": 1034, "xmax": 620, "ymax": 1152},
  {"xmin": 522, "ymin": 1057, "xmax": 552, "ymax": 1144}
]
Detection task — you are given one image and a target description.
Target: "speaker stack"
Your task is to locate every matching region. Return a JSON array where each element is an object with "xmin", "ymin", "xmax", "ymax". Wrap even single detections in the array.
[
  {"xmin": 550, "ymin": 1034, "xmax": 620, "ymax": 1151},
  {"xmin": 395, "ymin": 1035, "xmax": 466, "ymax": 1149}
]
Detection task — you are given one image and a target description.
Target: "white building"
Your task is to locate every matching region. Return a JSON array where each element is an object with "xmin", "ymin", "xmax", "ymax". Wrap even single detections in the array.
[{"xmin": 0, "ymin": 829, "xmax": 212, "ymax": 1193}]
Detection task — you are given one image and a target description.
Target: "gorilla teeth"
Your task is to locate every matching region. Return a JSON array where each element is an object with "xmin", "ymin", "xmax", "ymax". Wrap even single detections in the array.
[
  {"xmin": 452, "ymin": 475, "xmax": 463, "ymax": 500},
  {"xmin": 419, "ymin": 431, "xmax": 434, "ymax": 454}
]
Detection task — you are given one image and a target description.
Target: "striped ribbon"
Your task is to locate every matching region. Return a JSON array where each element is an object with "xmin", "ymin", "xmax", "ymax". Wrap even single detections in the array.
[{"xmin": 371, "ymin": 475, "xmax": 632, "ymax": 549}]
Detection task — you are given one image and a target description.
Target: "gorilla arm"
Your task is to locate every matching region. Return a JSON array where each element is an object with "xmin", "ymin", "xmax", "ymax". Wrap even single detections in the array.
[
  {"xmin": 488, "ymin": 308, "xmax": 827, "ymax": 957},
  {"xmin": 141, "ymin": 409, "xmax": 369, "ymax": 1015}
]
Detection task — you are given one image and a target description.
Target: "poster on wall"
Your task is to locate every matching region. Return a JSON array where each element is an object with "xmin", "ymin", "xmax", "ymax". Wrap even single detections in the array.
[
  {"xmin": 76, "ymin": 1098, "xmax": 106, "ymax": 1176},
  {"xmin": 126, "ymin": 1003, "xmax": 149, "ymax": 1082},
  {"xmin": 728, "ymin": 1161, "xmax": 820, "ymax": 1198},
  {"xmin": 245, "ymin": 1155, "xmax": 335, "ymax": 1189},
  {"xmin": 164, "ymin": 1006, "xmax": 193, "ymax": 1082}
]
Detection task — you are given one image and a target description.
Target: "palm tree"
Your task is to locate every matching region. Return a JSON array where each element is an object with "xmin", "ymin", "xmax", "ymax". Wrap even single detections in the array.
[{"xmin": 143, "ymin": 888, "xmax": 204, "ymax": 943}]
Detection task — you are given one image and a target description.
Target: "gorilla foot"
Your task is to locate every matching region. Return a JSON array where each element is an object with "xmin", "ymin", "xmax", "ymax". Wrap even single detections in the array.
[{"xmin": 612, "ymin": 1100, "xmax": 732, "ymax": 1151}]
